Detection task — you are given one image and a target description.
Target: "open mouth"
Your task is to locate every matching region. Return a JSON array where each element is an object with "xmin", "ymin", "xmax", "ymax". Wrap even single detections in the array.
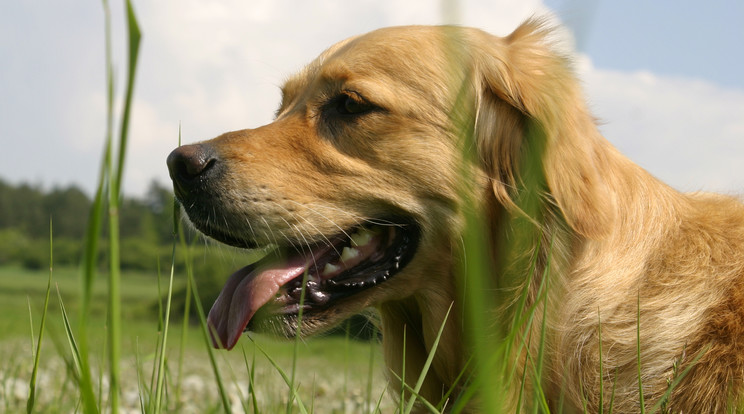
[{"xmin": 207, "ymin": 219, "xmax": 420, "ymax": 349}]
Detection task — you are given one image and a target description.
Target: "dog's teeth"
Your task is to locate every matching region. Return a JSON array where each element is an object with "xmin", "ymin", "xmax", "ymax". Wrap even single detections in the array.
[
  {"xmin": 340, "ymin": 246, "xmax": 360, "ymax": 262},
  {"xmin": 322, "ymin": 262, "xmax": 340, "ymax": 276},
  {"xmin": 350, "ymin": 228, "xmax": 374, "ymax": 247}
]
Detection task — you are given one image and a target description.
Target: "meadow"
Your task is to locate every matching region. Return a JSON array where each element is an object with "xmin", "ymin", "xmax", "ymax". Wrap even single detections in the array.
[{"xmin": 0, "ymin": 264, "xmax": 391, "ymax": 413}]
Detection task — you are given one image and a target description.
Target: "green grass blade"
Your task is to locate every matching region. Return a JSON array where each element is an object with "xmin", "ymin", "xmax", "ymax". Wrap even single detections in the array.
[
  {"xmin": 112, "ymin": 0, "xmax": 141, "ymax": 196},
  {"xmin": 254, "ymin": 340, "xmax": 309, "ymax": 414},
  {"xmin": 56, "ymin": 285, "xmax": 84, "ymax": 380},
  {"xmin": 174, "ymin": 286, "xmax": 191, "ymax": 408},
  {"xmin": 373, "ymin": 385, "xmax": 387, "ymax": 414},
  {"xmin": 134, "ymin": 339, "xmax": 150, "ymax": 413},
  {"xmin": 648, "ymin": 344, "xmax": 709, "ymax": 414},
  {"xmin": 187, "ymin": 258, "xmax": 232, "ymax": 413},
  {"xmin": 100, "ymin": 0, "xmax": 117, "ymax": 409},
  {"xmin": 242, "ymin": 345, "xmax": 260, "ymax": 414},
  {"xmin": 366, "ymin": 337, "xmax": 375, "ymax": 413},
  {"xmin": 404, "ymin": 303, "xmax": 453, "ymax": 413},
  {"xmin": 152, "ymin": 243, "xmax": 177, "ymax": 412},
  {"xmin": 104, "ymin": 1, "xmax": 141, "ymax": 411},
  {"xmin": 154, "ymin": 238, "xmax": 176, "ymax": 413},
  {"xmin": 531, "ymin": 246, "xmax": 552, "ymax": 413},
  {"xmin": 174, "ymin": 157, "xmax": 190, "ymax": 409},
  {"xmin": 27, "ymin": 297, "xmax": 34, "ymax": 354},
  {"xmin": 608, "ymin": 367, "xmax": 618, "ymax": 414},
  {"xmin": 344, "ymin": 320, "xmax": 351, "ymax": 414},
  {"xmin": 524, "ymin": 336, "xmax": 550, "ymax": 412},
  {"xmin": 400, "ymin": 326, "xmax": 407, "ymax": 413},
  {"xmin": 287, "ymin": 269, "xmax": 310, "ymax": 413},
  {"xmin": 26, "ymin": 220, "xmax": 54, "ymax": 414},
  {"xmin": 74, "ymin": 0, "xmax": 115, "ymax": 407},
  {"xmin": 436, "ymin": 356, "xmax": 472, "ymax": 411},
  {"xmin": 517, "ymin": 331, "xmax": 532, "ymax": 412},
  {"xmin": 389, "ymin": 370, "xmax": 441, "ymax": 414}
]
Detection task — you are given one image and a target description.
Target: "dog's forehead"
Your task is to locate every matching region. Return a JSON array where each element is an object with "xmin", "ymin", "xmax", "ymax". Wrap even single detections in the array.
[
  {"xmin": 319, "ymin": 26, "xmax": 466, "ymax": 75},
  {"xmin": 280, "ymin": 26, "xmax": 474, "ymax": 106}
]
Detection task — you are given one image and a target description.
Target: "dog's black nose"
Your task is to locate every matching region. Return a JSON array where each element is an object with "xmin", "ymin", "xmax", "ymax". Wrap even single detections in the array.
[{"xmin": 167, "ymin": 144, "xmax": 217, "ymax": 198}]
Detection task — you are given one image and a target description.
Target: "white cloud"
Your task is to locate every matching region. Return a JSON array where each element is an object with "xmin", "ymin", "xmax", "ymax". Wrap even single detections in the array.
[
  {"xmin": 581, "ymin": 61, "xmax": 744, "ymax": 193},
  {"xmin": 2, "ymin": 0, "xmax": 741, "ymax": 198}
]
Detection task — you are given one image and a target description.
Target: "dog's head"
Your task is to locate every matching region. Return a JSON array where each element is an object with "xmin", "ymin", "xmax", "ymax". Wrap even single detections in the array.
[{"xmin": 166, "ymin": 21, "xmax": 612, "ymax": 349}]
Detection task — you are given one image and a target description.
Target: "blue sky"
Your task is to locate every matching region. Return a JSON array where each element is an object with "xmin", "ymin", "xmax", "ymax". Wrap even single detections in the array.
[
  {"xmin": 548, "ymin": 0, "xmax": 744, "ymax": 89},
  {"xmin": 1, "ymin": 0, "xmax": 743, "ymax": 197}
]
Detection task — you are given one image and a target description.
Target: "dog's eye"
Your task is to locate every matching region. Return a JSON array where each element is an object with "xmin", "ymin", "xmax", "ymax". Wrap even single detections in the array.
[{"xmin": 331, "ymin": 92, "xmax": 373, "ymax": 116}]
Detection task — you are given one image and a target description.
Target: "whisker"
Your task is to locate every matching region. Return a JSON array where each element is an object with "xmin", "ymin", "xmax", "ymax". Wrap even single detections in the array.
[
  {"xmin": 275, "ymin": 218, "xmax": 306, "ymax": 257},
  {"xmin": 260, "ymin": 216, "xmax": 281, "ymax": 249},
  {"xmin": 302, "ymin": 202, "xmax": 367, "ymax": 225},
  {"xmin": 302, "ymin": 202, "xmax": 408, "ymax": 228},
  {"xmin": 273, "ymin": 202, "xmax": 341, "ymax": 255},
  {"xmin": 293, "ymin": 224, "xmax": 320, "ymax": 274},
  {"xmin": 277, "ymin": 228, "xmax": 304, "ymax": 257},
  {"xmin": 286, "ymin": 201, "xmax": 356, "ymax": 241},
  {"xmin": 244, "ymin": 216, "xmax": 259, "ymax": 242}
]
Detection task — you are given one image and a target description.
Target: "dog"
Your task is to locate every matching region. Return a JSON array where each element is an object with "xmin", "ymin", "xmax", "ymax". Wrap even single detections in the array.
[{"xmin": 166, "ymin": 20, "xmax": 744, "ymax": 412}]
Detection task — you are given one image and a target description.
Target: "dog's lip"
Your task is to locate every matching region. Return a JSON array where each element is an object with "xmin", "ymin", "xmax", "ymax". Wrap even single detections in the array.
[{"xmin": 206, "ymin": 220, "xmax": 420, "ymax": 349}]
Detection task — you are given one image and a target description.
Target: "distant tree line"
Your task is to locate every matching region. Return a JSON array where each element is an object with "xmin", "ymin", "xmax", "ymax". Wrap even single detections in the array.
[
  {"xmin": 0, "ymin": 176, "xmax": 235, "ymax": 319},
  {"xmin": 0, "ymin": 177, "xmax": 176, "ymax": 270}
]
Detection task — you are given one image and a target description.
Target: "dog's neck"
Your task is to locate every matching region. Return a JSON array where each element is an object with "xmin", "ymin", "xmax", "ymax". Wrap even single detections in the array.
[
  {"xmin": 376, "ymin": 194, "xmax": 578, "ymax": 410},
  {"xmin": 378, "ymin": 283, "xmax": 465, "ymax": 408}
]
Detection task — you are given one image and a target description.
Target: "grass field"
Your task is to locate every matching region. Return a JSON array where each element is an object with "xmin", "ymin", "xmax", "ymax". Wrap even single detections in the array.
[{"xmin": 0, "ymin": 264, "xmax": 391, "ymax": 413}]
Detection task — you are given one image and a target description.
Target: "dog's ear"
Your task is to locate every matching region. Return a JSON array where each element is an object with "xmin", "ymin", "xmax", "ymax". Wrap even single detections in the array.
[{"xmin": 470, "ymin": 20, "xmax": 614, "ymax": 239}]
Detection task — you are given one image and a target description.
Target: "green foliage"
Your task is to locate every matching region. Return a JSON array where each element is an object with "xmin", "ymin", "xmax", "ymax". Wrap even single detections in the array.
[
  {"xmin": 0, "ymin": 179, "xmax": 177, "ymax": 270},
  {"xmin": 0, "ymin": 228, "xmax": 31, "ymax": 265},
  {"xmin": 0, "ymin": 179, "xmax": 90, "ymax": 240},
  {"xmin": 0, "ymin": 180, "xmax": 46, "ymax": 238}
]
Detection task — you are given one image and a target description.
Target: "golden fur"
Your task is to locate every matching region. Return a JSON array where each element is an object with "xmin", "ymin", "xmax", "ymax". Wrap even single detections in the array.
[{"xmin": 169, "ymin": 21, "xmax": 744, "ymax": 411}]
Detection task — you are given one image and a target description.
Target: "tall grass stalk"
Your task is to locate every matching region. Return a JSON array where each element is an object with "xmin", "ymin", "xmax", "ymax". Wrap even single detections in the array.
[
  {"xmin": 287, "ymin": 270, "xmax": 310, "ymax": 413},
  {"xmin": 254, "ymin": 339, "xmax": 309, "ymax": 414},
  {"xmin": 152, "ymin": 243, "xmax": 177, "ymax": 412},
  {"xmin": 134, "ymin": 339, "xmax": 149, "ymax": 412},
  {"xmin": 242, "ymin": 346, "xmax": 260, "ymax": 414},
  {"xmin": 608, "ymin": 369, "xmax": 617, "ymax": 414},
  {"xmin": 399, "ymin": 327, "xmax": 407, "ymax": 413},
  {"xmin": 173, "ymin": 124, "xmax": 193, "ymax": 410},
  {"xmin": 175, "ymin": 225, "xmax": 194, "ymax": 409},
  {"xmin": 146, "ymin": 174, "xmax": 179, "ymax": 412},
  {"xmin": 68, "ymin": 0, "xmax": 142, "ymax": 412},
  {"xmin": 532, "ymin": 249, "xmax": 553, "ymax": 412},
  {"xmin": 454, "ymin": 93, "xmax": 504, "ymax": 414},
  {"xmin": 56, "ymin": 286, "xmax": 83, "ymax": 379},
  {"xmin": 75, "ymin": 0, "xmax": 115, "ymax": 408},
  {"xmin": 104, "ymin": 1, "xmax": 141, "ymax": 410},
  {"xmin": 366, "ymin": 338, "xmax": 376, "ymax": 413},
  {"xmin": 649, "ymin": 344, "xmax": 708, "ymax": 414},
  {"xmin": 26, "ymin": 220, "xmax": 54, "ymax": 414},
  {"xmin": 403, "ymin": 304, "xmax": 453, "ymax": 413},
  {"xmin": 184, "ymin": 242, "xmax": 232, "ymax": 412},
  {"xmin": 343, "ymin": 320, "xmax": 352, "ymax": 414}
]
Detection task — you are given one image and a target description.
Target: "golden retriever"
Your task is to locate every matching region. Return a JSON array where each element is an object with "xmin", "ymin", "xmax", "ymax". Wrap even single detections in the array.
[{"xmin": 166, "ymin": 20, "xmax": 744, "ymax": 412}]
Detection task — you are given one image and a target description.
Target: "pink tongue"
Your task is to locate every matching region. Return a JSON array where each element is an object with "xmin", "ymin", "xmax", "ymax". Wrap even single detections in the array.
[{"xmin": 207, "ymin": 254, "xmax": 310, "ymax": 349}]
